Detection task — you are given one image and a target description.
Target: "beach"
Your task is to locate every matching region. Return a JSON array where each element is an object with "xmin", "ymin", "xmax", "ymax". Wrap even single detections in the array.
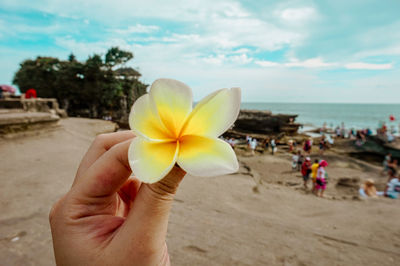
[{"xmin": 0, "ymin": 118, "xmax": 399, "ymax": 265}]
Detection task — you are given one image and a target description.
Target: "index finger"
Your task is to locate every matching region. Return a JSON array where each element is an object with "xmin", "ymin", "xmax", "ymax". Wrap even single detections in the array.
[
  {"xmin": 73, "ymin": 131, "xmax": 135, "ymax": 186},
  {"xmin": 72, "ymin": 139, "xmax": 133, "ymax": 199}
]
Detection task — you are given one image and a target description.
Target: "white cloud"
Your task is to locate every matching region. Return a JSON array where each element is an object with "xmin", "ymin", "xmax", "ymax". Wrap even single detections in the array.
[
  {"xmin": 255, "ymin": 60, "xmax": 279, "ymax": 67},
  {"xmin": 355, "ymin": 45, "xmax": 400, "ymax": 58},
  {"xmin": 345, "ymin": 62, "xmax": 393, "ymax": 70},
  {"xmin": 113, "ymin": 24, "xmax": 160, "ymax": 34},
  {"xmin": 230, "ymin": 54, "xmax": 253, "ymax": 64},
  {"xmin": 203, "ymin": 54, "xmax": 226, "ymax": 65},
  {"xmin": 285, "ymin": 57, "xmax": 335, "ymax": 68},
  {"xmin": 280, "ymin": 7, "xmax": 316, "ymax": 22}
]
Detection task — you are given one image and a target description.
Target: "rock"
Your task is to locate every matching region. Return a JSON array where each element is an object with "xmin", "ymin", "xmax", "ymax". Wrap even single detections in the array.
[
  {"xmin": 0, "ymin": 111, "xmax": 60, "ymax": 135},
  {"xmin": 224, "ymin": 109, "xmax": 301, "ymax": 139},
  {"xmin": 336, "ymin": 177, "xmax": 360, "ymax": 188}
]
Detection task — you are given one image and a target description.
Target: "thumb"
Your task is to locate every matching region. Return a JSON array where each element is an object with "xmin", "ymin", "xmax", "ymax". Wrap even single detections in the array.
[
  {"xmin": 145, "ymin": 166, "xmax": 186, "ymax": 202},
  {"xmin": 114, "ymin": 166, "xmax": 186, "ymax": 257}
]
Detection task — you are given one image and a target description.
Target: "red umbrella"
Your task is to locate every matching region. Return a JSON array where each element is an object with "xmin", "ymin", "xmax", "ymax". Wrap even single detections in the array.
[
  {"xmin": 0, "ymin": 85, "xmax": 17, "ymax": 94},
  {"xmin": 389, "ymin": 115, "xmax": 395, "ymax": 121}
]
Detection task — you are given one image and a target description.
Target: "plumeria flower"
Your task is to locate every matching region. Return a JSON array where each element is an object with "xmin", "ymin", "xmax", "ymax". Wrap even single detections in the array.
[{"xmin": 128, "ymin": 78, "xmax": 241, "ymax": 183}]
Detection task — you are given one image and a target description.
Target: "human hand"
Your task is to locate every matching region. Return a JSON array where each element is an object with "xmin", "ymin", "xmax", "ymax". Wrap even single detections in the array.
[{"xmin": 49, "ymin": 131, "xmax": 186, "ymax": 266}]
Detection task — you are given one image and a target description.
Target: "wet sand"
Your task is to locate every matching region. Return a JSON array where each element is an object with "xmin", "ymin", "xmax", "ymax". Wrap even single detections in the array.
[{"xmin": 0, "ymin": 118, "xmax": 399, "ymax": 265}]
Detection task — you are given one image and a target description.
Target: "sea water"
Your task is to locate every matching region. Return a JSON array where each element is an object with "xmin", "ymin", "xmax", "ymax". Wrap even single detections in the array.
[{"xmin": 241, "ymin": 102, "xmax": 400, "ymax": 132}]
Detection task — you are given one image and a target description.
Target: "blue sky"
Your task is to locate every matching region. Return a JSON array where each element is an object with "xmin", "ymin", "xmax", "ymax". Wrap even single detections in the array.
[{"xmin": 1, "ymin": 0, "xmax": 400, "ymax": 103}]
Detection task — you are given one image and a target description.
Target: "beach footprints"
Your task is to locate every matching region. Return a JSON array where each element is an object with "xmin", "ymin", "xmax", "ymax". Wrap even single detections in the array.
[{"xmin": 183, "ymin": 245, "xmax": 208, "ymax": 254}]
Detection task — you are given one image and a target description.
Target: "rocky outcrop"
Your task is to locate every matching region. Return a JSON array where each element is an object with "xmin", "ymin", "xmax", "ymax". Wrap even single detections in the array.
[
  {"xmin": 0, "ymin": 98, "xmax": 67, "ymax": 118},
  {"xmin": 224, "ymin": 109, "xmax": 301, "ymax": 139},
  {"xmin": 0, "ymin": 98, "xmax": 67, "ymax": 135}
]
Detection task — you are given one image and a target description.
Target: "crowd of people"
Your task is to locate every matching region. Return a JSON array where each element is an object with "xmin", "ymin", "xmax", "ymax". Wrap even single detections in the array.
[
  {"xmin": 221, "ymin": 133, "xmax": 399, "ymax": 200},
  {"xmin": 291, "ymin": 150, "xmax": 329, "ymax": 197},
  {"xmin": 351, "ymin": 153, "xmax": 400, "ymax": 199}
]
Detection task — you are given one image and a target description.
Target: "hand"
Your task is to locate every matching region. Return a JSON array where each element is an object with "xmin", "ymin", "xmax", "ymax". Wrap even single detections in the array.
[{"xmin": 49, "ymin": 131, "xmax": 186, "ymax": 266}]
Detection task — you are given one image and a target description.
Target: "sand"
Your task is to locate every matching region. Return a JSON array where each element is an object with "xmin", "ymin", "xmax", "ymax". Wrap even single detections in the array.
[{"xmin": 0, "ymin": 118, "xmax": 399, "ymax": 266}]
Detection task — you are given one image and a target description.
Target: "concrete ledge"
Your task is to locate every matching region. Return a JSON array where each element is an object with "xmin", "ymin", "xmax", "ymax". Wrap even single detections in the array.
[{"xmin": 0, "ymin": 110, "xmax": 60, "ymax": 134}]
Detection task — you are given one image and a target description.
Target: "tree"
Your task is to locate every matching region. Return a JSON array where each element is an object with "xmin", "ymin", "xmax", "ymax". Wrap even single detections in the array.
[
  {"xmin": 105, "ymin": 47, "xmax": 133, "ymax": 68},
  {"xmin": 13, "ymin": 57, "xmax": 61, "ymax": 98},
  {"xmin": 12, "ymin": 47, "xmax": 147, "ymax": 120}
]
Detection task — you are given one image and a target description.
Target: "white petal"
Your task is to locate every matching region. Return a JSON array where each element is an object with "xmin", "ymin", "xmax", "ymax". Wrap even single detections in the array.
[
  {"xmin": 177, "ymin": 135, "xmax": 239, "ymax": 177},
  {"xmin": 181, "ymin": 87, "xmax": 241, "ymax": 137},
  {"xmin": 128, "ymin": 137, "xmax": 179, "ymax": 183},
  {"xmin": 149, "ymin": 79, "xmax": 193, "ymax": 138},
  {"xmin": 129, "ymin": 94, "xmax": 173, "ymax": 141}
]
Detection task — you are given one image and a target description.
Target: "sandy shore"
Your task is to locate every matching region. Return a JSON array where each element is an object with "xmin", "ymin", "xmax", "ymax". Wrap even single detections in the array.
[{"xmin": 0, "ymin": 118, "xmax": 399, "ymax": 265}]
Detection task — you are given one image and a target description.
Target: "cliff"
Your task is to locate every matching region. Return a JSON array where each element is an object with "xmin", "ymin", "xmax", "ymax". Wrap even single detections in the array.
[{"xmin": 224, "ymin": 109, "xmax": 301, "ymax": 139}]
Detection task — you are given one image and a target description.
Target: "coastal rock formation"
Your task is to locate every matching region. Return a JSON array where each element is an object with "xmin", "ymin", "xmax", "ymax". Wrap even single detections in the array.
[
  {"xmin": 224, "ymin": 109, "xmax": 301, "ymax": 139},
  {"xmin": 0, "ymin": 98, "xmax": 67, "ymax": 135}
]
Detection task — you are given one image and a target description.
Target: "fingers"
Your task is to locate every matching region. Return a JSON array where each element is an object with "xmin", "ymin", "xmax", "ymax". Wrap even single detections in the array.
[
  {"xmin": 113, "ymin": 166, "xmax": 186, "ymax": 254},
  {"xmin": 73, "ymin": 131, "xmax": 135, "ymax": 186},
  {"xmin": 72, "ymin": 139, "xmax": 133, "ymax": 200}
]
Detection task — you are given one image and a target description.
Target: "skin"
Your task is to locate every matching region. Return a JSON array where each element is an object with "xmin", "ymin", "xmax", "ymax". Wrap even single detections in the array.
[{"xmin": 49, "ymin": 131, "xmax": 186, "ymax": 266}]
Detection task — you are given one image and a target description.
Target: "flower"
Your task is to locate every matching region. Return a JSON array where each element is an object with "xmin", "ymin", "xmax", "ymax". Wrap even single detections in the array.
[{"xmin": 128, "ymin": 78, "xmax": 241, "ymax": 183}]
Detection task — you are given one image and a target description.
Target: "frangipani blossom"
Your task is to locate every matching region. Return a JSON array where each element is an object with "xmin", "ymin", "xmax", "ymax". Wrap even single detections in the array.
[{"xmin": 128, "ymin": 78, "xmax": 241, "ymax": 183}]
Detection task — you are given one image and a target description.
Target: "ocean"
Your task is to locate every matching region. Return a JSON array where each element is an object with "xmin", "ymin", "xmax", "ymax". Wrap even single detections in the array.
[{"xmin": 241, "ymin": 102, "xmax": 400, "ymax": 132}]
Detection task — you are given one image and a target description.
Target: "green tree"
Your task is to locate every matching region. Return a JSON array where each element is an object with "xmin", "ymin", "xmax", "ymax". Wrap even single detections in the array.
[
  {"xmin": 13, "ymin": 57, "xmax": 61, "ymax": 98},
  {"xmin": 13, "ymin": 47, "xmax": 147, "ymax": 120},
  {"xmin": 105, "ymin": 47, "xmax": 133, "ymax": 68}
]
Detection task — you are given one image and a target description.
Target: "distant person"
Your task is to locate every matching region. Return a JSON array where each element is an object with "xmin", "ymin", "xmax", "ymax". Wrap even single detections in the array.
[
  {"xmin": 335, "ymin": 126, "xmax": 341, "ymax": 137},
  {"xmin": 297, "ymin": 150, "xmax": 304, "ymax": 171},
  {"xmin": 25, "ymin": 88, "xmax": 37, "ymax": 99},
  {"xmin": 359, "ymin": 179, "xmax": 379, "ymax": 198},
  {"xmin": 288, "ymin": 139, "xmax": 294, "ymax": 152},
  {"xmin": 311, "ymin": 159, "xmax": 319, "ymax": 192},
  {"xmin": 292, "ymin": 152, "xmax": 299, "ymax": 171},
  {"xmin": 384, "ymin": 171, "xmax": 400, "ymax": 199},
  {"xmin": 301, "ymin": 157, "xmax": 312, "ymax": 189},
  {"xmin": 382, "ymin": 153, "xmax": 392, "ymax": 175},
  {"xmin": 270, "ymin": 138, "xmax": 276, "ymax": 155},
  {"xmin": 264, "ymin": 138, "xmax": 269, "ymax": 152},
  {"xmin": 315, "ymin": 160, "xmax": 328, "ymax": 197},
  {"xmin": 303, "ymin": 139, "xmax": 312, "ymax": 155},
  {"xmin": 228, "ymin": 138, "xmax": 236, "ymax": 148},
  {"xmin": 387, "ymin": 158, "xmax": 398, "ymax": 177},
  {"xmin": 319, "ymin": 135, "xmax": 326, "ymax": 155},
  {"xmin": 250, "ymin": 138, "xmax": 257, "ymax": 155}
]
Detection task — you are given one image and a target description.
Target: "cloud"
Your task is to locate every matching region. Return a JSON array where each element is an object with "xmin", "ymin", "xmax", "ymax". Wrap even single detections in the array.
[
  {"xmin": 280, "ymin": 7, "xmax": 316, "ymax": 22},
  {"xmin": 1, "ymin": 0, "xmax": 400, "ymax": 102},
  {"xmin": 255, "ymin": 60, "xmax": 279, "ymax": 67},
  {"xmin": 112, "ymin": 24, "xmax": 160, "ymax": 34},
  {"xmin": 285, "ymin": 58, "xmax": 335, "ymax": 68},
  {"xmin": 255, "ymin": 58, "xmax": 335, "ymax": 68},
  {"xmin": 345, "ymin": 62, "xmax": 393, "ymax": 70}
]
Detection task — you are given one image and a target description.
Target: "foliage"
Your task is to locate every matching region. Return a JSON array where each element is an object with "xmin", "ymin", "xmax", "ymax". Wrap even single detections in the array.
[{"xmin": 13, "ymin": 47, "xmax": 148, "ymax": 119}]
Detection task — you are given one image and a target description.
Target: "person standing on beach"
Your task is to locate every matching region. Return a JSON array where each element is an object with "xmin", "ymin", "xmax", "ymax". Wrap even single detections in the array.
[
  {"xmin": 382, "ymin": 153, "xmax": 391, "ymax": 176},
  {"xmin": 264, "ymin": 138, "xmax": 269, "ymax": 152},
  {"xmin": 319, "ymin": 135, "xmax": 326, "ymax": 155},
  {"xmin": 315, "ymin": 160, "xmax": 328, "ymax": 197},
  {"xmin": 303, "ymin": 138, "xmax": 312, "ymax": 155},
  {"xmin": 270, "ymin": 138, "xmax": 276, "ymax": 155},
  {"xmin": 292, "ymin": 152, "xmax": 299, "ymax": 171},
  {"xmin": 387, "ymin": 158, "xmax": 398, "ymax": 177},
  {"xmin": 246, "ymin": 135, "xmax": 251, "ymax": 151},
  {"xmin": 384, "ymin": 170, "xmax": 400, "ymax": 199},
  {"xmin": 311, "ymin": 159, "xmax": 319, "ymax": 192},
  {"xmin": 250, "ymin": 138, "xmax": 257, "ymax": 155},
  {"xmin": 301, "ymin": 157, "xmax": 312, "ymax": 189},
  {"xmin": 297, "ymin": 150, "xmax": 304, "ymax": 171}
]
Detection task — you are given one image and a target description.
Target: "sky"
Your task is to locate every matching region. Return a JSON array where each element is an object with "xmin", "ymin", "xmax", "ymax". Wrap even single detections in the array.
[{"xmin": 1, "ymin": 0, "xmax": 400, "ymax": 103}]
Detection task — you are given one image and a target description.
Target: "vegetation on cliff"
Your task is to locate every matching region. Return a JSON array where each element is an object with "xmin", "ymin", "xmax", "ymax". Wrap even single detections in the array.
[{"xmin": 13, "ymin": 47, "xmax": 147, "ymax": 118}]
